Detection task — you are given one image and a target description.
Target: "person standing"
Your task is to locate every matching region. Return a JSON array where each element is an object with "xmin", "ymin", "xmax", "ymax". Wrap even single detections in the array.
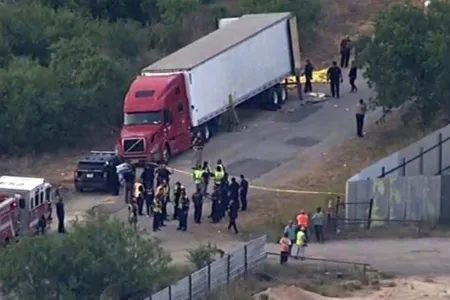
[
  {"xmin": 279, "ymin": 233, "xmax": 292, "ymax": 264},
  {"xmin": 303, "ymin": 59, "xmax": 314, "ymax": 93},
  {"xmin": 152, "ymin": 197, "xmax": 162, "ymax": 232},
  {"xmin": 210, "ymin": 184, "xmax": 220, "ymax": 223},
  {"xmin": 106, "ymin": 162, "xmax": 120, "ymax": 196},
  {"xmin": 229, "ymin": 177, "xmax": 239, "ymax": 202},
  {"xmin": 156, "ymin": 162, "xmax": 172, "ymax": 186},
  {"xmin": 239, "ymin": 174, "xmax": 248, "ymax": 211},
  {"xmin": 340, "ymin": 36, "xmax": 351, "ymax": 68},
  {"xmin": 296, "ymin": 210, "xmax": 309, "ymax": 242},
  {"xmin": 134, "ymin": 182, "xmax": 145, "ymax": 215},
  {"xmin": 145, "ymin": 186, "xmax": 154, "ymax": 216},
  {"xmin": 283, "ymin": 221, "xmax": 296, "ymax": 253},
  {"xmin": 202, "ymin": 161, "xmax": 212, "ymax": 195},
  {"xmin": 327, "ymin": 61, "xmax": 343, "ymax": 99},
  {"xmin": 141, "ymin": 162, "xmax": 155, "ymax": 191},
  {"xmin": 295, "ymin": 227, "xmax": 306, "ymax": 260},
  {"xmin": 192, "ymin": 188, "xmax": 203, "ymax": 224},
  {"xmin": 227, "ymin": 199, "xmax": 239, "ymax": 234},
  {"xmin": 193, "ymin": 165, "xmax": 204, "ymax": 193},
  {"xmin": 312, "ymin": 207, "xmax": 325, "ymax": 243},
  {"xmin": 349, "ymin": 63, "xmax": 358, "ymax": 92},
  {"xmin": 355, "ymin": 99, "xmax": 367, "ymax": 137},
  {"xmin": 122, "ymin": 164, "xmax": 135, "ymax": 204},
  {"xmin": 56, "ymin": 197, "xmax": 65, "ymax": 234},
  {"xmin": 178, "ymin": 190, "xmax": 189, "ymax": 231},
  {"xmin": 173, "ymin": 182, "xmax": 182, "ymax": 220},
  {"xmin": 192, "ymin": 132, "xmax": 204, "ymax": 168}
]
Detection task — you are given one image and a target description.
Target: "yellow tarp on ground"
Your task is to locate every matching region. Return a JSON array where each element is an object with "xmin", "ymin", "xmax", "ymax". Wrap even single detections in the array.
[{"xmin": 283, "ymin": 68, "xmax": 328, "ymax": 90}]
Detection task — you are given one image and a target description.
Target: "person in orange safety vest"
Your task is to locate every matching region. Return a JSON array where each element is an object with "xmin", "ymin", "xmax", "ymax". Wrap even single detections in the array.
[{"xmin": 296, "ymin": 209, "xmax": 309, "ymax": 242}]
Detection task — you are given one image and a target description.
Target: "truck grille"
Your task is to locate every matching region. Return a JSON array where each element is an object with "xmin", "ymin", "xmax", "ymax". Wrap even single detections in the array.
[{"xmin": 123, "ymin": 138, "xmax": 145, "ymax": 153}]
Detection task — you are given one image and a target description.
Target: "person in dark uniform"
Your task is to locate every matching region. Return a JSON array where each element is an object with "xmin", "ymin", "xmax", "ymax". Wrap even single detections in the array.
[
  {"xmin": 123, "ymin": 165, "xmax": 135, "ymax": 204},
  {"xmin": 340, "ymin": 36, "xmax": 351, "ymax": 68},
  {"xmin": 56, "ymin": 197, "xmax": 65, "ymax": 234},
  {"xmin": 327, "ymin": 61, "xmax": 343, "ymax": 99},
  {"xmin": 145, "ymin": 186, "xmax": 154, "ymax": 216},
  {"xmin": 202, "ymin": 161, "xmax": 212, "ymax": 195},
  {"xmin": 210, "ymin": 184, "xmax": 221, "ymax": 223},
  {"xmin": 177, "ymin": 189, "xmax": 189, "ymax": 231},
  {"xmin": 220, "ymin": 174, "xmax": 230, "ymax": 219},
  {"xmin": 141, "ymin": 162, "xmax": 155, "ymax": 191},
  {"xmin": 303, "ymin": 59, "xmax": 314, "ymax": 93},
  {"xmin": 192, "ymin": 187, "xmax": 203, "ymax": 224},
  {"xmin": 152, "ymin": 197, "xmax": 162, "ymax": 232},
  {"xmin": 156, "ymin": 163, "xmax": 172, "ymax": 186},
  {"xmin": 239, "ymin": 174, "xmax": 248, "ymax": 211},
  {"xmin": 136, "ymin": 183, "xmax": 145, "ymax": 216},
  {"xmin": 106, "ymin": 163, "xmax": 120, "ymax": 196},
  {"xmin": 173, "ymin": 182, "xmax": 182, "ymax": 220},
  {"xmin": 155, "ymin": 186, "xmax": 166, "ymax": 227},
  {"xmin": 161, "ymin": 181, "xmax": 170, "ymax": 221},
  {"xmin": 229, "ymin": 177, "xmax": 240, "ymax": 202},
  {"xmin": 349, "ymin": 63, "xmax": 358, "ymax": 92},
  {"xmin": 227, "ymin": 199, "xmax": 239, "ymax": 234}
]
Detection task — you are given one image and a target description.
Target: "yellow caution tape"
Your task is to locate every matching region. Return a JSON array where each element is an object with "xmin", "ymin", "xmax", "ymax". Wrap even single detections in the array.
[
  {"xmin": 170, "ymin": 167, "xmax": 343, "ymax": 196},
  {"xmin": 281, "ymin": 69, "xmax": 329, "ymax": 90}
]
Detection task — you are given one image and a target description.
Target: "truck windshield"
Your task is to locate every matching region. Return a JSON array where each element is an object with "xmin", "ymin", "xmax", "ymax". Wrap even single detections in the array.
[{"xmin": 124, "ymin": 111, "xmax": 162, "ymax": 125}]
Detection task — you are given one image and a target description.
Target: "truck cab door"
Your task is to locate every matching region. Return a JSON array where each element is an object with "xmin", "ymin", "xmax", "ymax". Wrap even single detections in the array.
[
  {"xmin": 171, "ymin": 85, "xmax": 192, "ymax": 152},
  {"xmin": 17, "ymin": 197, "xmax": 30, "ymax": 235}
]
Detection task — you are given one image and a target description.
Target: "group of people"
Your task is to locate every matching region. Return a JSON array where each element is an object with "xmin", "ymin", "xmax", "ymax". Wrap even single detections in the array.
[
  {"xmin": 279, "ymin": 207, "xmax": 326, "ymax": 264},
  {"xmin": 118, "ymin": 157, "xmax": 249, "ymax": 235}
]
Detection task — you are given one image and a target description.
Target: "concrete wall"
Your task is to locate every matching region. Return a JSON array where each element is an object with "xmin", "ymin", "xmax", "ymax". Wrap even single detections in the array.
[
  {"xmin": 346, "ymin": 176, "xmax": 444, "ymax": 223},
  {"xmin": 348, "ymin": 125, "xmax": 450, "ymax": 182}
]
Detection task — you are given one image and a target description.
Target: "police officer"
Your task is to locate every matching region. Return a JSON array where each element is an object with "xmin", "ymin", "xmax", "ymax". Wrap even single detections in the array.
[
  {"xmin": 229, "ymin": 177, "xmax": 240, "ymax": 202},
  {"xmin": 327, "ymin": 61, "xmax": 343, "ymax": 99},
  {"xmin": 141, "ymin": 162, "xmax": 155, "ymax": 190},
  {"xmin": 134, "ymin": 181, "xmax": 145, "ymax": 215},
  {"xmin": 239, "ymin": 174, "xmax": 249, "ymax": 211},
  {"xmin": 202, "ymin": 161, "xmax": 212, "ymax": 195},
  {"xmin": 173, "ymin": 182, "xmax": 182, "ymax": 220},
  {"xmin": 192, "ymin": 187, "xmax": 203, "ymax": 224},
  {"xmin": 145, "ymin": 186, "xmax": 154, "ymax": 216},
  {"xmin": 122, "ymin": 163, "xmax": 135, "ymax": 203},
  {"xmin": 152, "ymin": 196, "xmax": 162, "ymax": 232},
  {"xmin": 193, "ymin": 165, "xmax": 203, "ymax": 193},
  {"xmin": 228, "ymin": 199, "xmax": 239, "ymax": 234},
  {"xmin": 177, "ymin": 189, "xmax": 189, "ymax": 231},
  {"xmin": 156, "ymin": 162, "xmax": 172, "ymax": 186},
  {"xmin": 213, "ymin": 165, "xmax": 224, "ymax": 188},
  {"xmin": 220, "ymin": 173, "xmax": 230, "ymax": 218},
  {"xmin": 56, "ymin": 197, "xmax": 65, "ymax": 234},
  {"xmin": 106, "ymin": 162, "xmax": 120, "ymax": 196},
  {"xmin": 210, "ymin": 184, "xmax": 221, "ymax": 223}
]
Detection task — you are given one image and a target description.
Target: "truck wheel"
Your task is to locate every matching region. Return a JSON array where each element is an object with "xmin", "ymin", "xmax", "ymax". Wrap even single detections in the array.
[
  {"xmin": 162, "ymin": 144, "xmax": 171, "ymax": 163},
  {"xmin": 278, "ymin": 84, "xmax": 288, "ymax": 104},
  {"xmin": 202, "ymin": 124, "xmax": 212, "ymax": 142}
]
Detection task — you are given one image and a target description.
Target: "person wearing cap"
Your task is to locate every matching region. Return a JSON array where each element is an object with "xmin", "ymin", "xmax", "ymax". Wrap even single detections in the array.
[
  {"xmin": 295, "ymin": 226, "xmax": 306, "ymax": 260},
  {"xmin": 296, "ymin": 209, "xmax": 309, "ymax": 242}
]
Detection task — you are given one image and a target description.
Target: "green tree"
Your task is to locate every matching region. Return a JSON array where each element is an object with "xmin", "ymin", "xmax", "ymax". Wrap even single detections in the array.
[
  {"xmin": 357, "ymin": 2, "xmax": 450, "ymax": 124},
  {"xmin": 0, "ymin": 214, "xmax": 171, "ymax": 300}
]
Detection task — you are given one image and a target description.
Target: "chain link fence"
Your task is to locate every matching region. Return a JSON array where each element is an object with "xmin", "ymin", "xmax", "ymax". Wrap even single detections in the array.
[{"xmin": 146, "ymin": 235, "xmax": 267, "ymax": 300}]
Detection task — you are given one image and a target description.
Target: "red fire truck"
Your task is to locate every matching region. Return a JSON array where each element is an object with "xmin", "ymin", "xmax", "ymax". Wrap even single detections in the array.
[{"xmin": 0, "ymin": 176, "xmax": 53, "ymax": 245}]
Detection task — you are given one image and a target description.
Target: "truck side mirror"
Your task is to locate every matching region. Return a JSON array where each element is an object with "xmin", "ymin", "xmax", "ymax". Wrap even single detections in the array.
[{"xmin": 19, "ymin": 198, "xmax": 26, "ymax": 209}]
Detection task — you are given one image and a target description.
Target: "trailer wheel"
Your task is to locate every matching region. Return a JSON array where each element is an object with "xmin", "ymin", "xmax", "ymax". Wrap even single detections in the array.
[
  {"xmin": 162, "ymin": 144, "xmax": 171, "ymax": 163},
  {"xmin": 202, "ymin": 124, "xmax": 212, "ymax": 142},
  {"xmin": 278, "ymin": 84, "xmax": 288, "ymax": 104}
]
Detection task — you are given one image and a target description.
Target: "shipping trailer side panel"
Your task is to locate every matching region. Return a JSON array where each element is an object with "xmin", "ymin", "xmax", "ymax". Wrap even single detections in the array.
[{"xmin": 187, "ymin": 19, "xmax": 293, "ymax": 127}]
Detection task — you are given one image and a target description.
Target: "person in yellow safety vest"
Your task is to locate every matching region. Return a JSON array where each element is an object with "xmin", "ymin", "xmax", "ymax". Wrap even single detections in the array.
[
  {"xmin": 213, "ymin": 165, "xmax": 224, "ymax": 186},
  {"xmin": 152, "ymin": 197, "xmax": 162, "ymax": 232},
  {"xmin": 216, "ymin": 159, "xmax": 226, "ymax": 174},
  {"xmin": 193, "ymin": 165, "xmax": 204, "ymax": 192},
  {"xmin": 162, "ymin": 182, "xmax": 170, "ymax": 220},
  {"xmin": 133, "ymin": 182, "xmax": 145, "ymax": 215},
  {"xmin": 295, "ymin": 226, "xmax": 306, "ymax": 260}
]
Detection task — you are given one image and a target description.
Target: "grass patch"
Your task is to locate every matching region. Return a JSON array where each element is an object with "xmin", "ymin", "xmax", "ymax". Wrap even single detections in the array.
[{"xmin": 239, "ymin": 112, "xmax": 433, "ymax": 242}]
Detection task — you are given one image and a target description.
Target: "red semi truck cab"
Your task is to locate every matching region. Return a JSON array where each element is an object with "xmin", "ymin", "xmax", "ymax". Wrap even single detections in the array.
[{"xmin": 117, "ymin": 74, "xmax": 193, "ymax": 163}]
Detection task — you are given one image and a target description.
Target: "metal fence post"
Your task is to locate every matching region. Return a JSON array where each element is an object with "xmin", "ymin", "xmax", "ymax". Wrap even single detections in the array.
[
  {"xmin": 188, "ymin": 274, "xmax": 192, "ymax": 300},
  {"xmin": 207, "ymin": 263, "xmax": 211, "ymax": 290},
  {"xmin": 381, "ymin": 166, "xmax": 385, "ymax": 177},
  {"xmin": 366, "ymin": 199, "xmax": 374, "ymax": 229},
  {"xmin": 419, "ymin": 147, "xmax": 424, "ymax": 175},
  {"xmin": 244, "ymin": 245, "xmax": 248, "ymax": 273},
  {"xmin": 226, "ymin": 255, "xmax": 231, "ymax": 284},
  {"xmin": 401, "ymin": 157, "xmax": 406, "ymax": 176},
  {"xmin": 168, "ymin": 285, "xmax": 172, "ymax": 300},
  {"xmin": 438, "ymin": 133, "xmax": 443, "ymax": 174}
]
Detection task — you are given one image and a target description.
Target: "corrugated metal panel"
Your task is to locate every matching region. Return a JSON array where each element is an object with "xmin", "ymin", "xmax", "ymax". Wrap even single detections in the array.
[{"xmin": 143, "ymin": 13, "xmax": 292, "ymax": 72}]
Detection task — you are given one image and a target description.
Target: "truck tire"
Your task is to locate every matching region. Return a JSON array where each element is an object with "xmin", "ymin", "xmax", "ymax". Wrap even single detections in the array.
[
  {"xmin": 202, "ymin": 124, "xmax": 212, "ymax": 142},
  {"xmin": 277, "ymin": 84, "xmax": 288, "ymax": 105},
  {"xmin": 162, "ymin": 144, "xmax": 171, "ymax": 163}
]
